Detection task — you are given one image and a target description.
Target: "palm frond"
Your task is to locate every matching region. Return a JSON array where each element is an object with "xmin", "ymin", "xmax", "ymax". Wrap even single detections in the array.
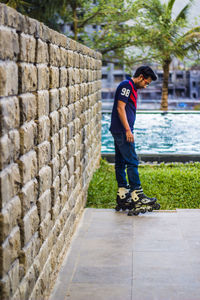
[
  {"xmin": 175, "ymin": 2, "xmax": 192, "ymax": 22},
  {"xmin": 180, "ymin": 32, "xmax": 200, "ymax": 43},
  {"xmin": 141, "ymin": 0, "xmax": 165, "ymax": 19},
  {"xmin": 174, "ymin": 31, "xmax": 200, "ymax": 59},
  {"xmin": 181, "ymin": 26, "xmax": 200, "ymax": 39},
  {"xmin": 167, "ymin": 0, "xmax": 176, "ymax": 14},
  {"xmin": 176, "ymin": 42, "xmax": 200, "ymax": 58}
]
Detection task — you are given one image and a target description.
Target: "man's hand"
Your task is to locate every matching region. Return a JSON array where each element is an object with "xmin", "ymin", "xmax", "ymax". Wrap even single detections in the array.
[{"xmin": 126, "ymin": 130, "xmax": 134, "ymax": 143}]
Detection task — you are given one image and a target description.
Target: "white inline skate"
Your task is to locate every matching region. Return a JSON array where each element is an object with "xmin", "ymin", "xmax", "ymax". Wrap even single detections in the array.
[
  {"xmin": 115, "ymin": 187, "xmax": 134, "ymax": 212},
  {"xmin": 127, "ymin": 187, "xmax": 160, "ymax": 216}
]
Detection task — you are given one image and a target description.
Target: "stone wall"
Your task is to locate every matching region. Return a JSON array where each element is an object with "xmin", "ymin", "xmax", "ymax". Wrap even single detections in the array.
[{"xmin": 0, "ymin": 4, "xmax": 102, "ymax": 299}]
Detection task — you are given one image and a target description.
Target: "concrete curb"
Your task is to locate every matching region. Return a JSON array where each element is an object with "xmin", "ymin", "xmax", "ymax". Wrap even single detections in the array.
[{"xmin": 102, "ymin": 153, "xmax": 200, "ymax": 163}]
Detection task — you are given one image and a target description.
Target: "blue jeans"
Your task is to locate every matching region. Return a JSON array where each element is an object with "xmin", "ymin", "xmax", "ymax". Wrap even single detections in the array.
[{"xmin": 112, "ymin": 133, "xmax": 141, "ymax": 191}]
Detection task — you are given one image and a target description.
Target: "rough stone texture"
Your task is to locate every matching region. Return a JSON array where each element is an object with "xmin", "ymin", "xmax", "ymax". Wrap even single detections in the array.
[
  {"xmin": 18, "ymin": 63, "xmax": 37, "ymax": 93},
  {"xmin": 36, "ymin": 39, "xmax": 49, "ymax": 64},
  {"xmin": 18, "ymin": 93, "xmax": 37, "ymax": 123},
  {"xmin": 0, "ymin": 61, "xmax": 18, "ymax": 97},
  {"xmin": 37, "ymin": 90, "xmax": 49, "ymax": 117},
  {"xmin": 19, "ymin": 33, "xmax": 36, "ymax": 63},
  {"xmin": 0, "ymin": 27, "xmax": 19, "ymax": 61},
  {"xmin": 37, "ymin": 64, "xmax": 50, "ymax": 90},
  {"xmin": 0, "ymin": 3, "xmax": 101, "ymax": 299}
]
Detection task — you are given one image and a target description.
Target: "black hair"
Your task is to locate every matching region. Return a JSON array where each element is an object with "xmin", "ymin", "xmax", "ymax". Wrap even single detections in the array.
[{"xmin": 133, "ymin": 66, "xmax": 157, "ymax": 81}]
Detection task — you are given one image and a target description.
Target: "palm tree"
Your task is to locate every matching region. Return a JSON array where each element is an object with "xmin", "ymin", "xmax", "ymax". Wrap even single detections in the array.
[{"xmin": 128, "ymin": 0, "xmax": 200, "ymax": 110}]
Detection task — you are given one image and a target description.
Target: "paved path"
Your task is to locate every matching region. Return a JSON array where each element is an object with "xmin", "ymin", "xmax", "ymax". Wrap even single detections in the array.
[{"xmin": 49, "ymin": 209, "xmax": 200, "ymax": 300}]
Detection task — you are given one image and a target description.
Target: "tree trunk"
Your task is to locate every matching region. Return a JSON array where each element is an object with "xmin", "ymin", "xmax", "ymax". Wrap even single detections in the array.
[{"xmin": 161, "ymin": 60, "xmax": 171, "ymax": 111}]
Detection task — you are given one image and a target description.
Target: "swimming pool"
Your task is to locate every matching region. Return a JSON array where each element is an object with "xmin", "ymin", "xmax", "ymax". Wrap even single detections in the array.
[{"xmin": 101, "ymin": 111, "xmax": 200, "ymax": 154}]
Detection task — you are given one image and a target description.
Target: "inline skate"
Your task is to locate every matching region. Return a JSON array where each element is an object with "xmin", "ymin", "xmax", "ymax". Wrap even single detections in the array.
[
  {"xmin": 115, "ymin": 187, "xmax": 134, "ymax": 211},
  {"xmin": 127, "ymin": 187, "xmax": 160, "ymax": 216}
]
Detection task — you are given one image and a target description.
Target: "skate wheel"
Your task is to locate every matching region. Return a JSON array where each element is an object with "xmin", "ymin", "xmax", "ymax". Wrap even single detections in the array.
[
  {"xmin": 148, "ymin": 207, "xmax": 153, "ymax": 212},
  {"xmin": 115, "ymin": 205, "xmax": 121, "ymax": 212},
  {"xmin": 127, "ymin": 211, "xmax": 134, "ymax": 216},
  {"xmin": 154, "ymin": 203, "xmax": 160, "ymax": 210},
  {"xmin": 133, "ymin": 211, "xmax": 139, "ymax": 216}
]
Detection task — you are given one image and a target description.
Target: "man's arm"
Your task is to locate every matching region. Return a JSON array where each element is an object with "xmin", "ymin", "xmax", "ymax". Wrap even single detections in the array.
[{"xmin": 117, "ymin": 100, "xmax": 134, "ymax": 143}]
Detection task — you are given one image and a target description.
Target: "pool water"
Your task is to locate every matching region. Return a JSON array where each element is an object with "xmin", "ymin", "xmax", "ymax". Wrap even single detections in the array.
[{"xmin": 101, "ymin": 112, "xmax": 200, "ymax": 154}]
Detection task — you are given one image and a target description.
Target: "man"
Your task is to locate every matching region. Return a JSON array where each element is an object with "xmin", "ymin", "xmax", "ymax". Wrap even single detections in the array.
[{"xmin": 109, "ymin": 66, "xmax": 159, "ymax": 215}]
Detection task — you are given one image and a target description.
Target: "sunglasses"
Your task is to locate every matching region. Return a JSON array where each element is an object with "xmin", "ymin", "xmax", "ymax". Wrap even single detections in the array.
[{"xmin": 143, "ymin": 77, "xmax": 151, "ymax": 86}]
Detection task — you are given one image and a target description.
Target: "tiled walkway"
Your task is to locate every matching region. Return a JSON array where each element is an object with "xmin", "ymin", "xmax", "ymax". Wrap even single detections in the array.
[{"xmin": 49, "ymin": 208, "xmax": 200, "ymax": 300}]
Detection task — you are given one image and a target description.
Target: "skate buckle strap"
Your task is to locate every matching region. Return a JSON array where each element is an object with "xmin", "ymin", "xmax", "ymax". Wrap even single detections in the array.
[
  {"xmin": 131, "ymin": 190, "xmax": 140, "ymax": 202},
  {"xmin": 118, "ymin": 187, "xmax": 129, "ymax": 199}
]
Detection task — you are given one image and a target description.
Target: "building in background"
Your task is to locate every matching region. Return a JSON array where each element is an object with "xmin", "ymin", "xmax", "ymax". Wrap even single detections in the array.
[{"xmin": 187, "ymin": 70, "xmax": 200, "ymax": 100}]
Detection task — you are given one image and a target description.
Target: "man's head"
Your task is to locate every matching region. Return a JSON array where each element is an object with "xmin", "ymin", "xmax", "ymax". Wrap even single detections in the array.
[{"xmin": 132, "ymin": 66, "xmax": 157, "ymax": 89}]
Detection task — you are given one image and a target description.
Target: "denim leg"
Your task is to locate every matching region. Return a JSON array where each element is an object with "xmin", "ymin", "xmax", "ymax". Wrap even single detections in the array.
[
  {"xmin": 114, "ymin": 139, "xmax": 127, "ymax": 187},
  {"xmin": 112, "ymin": 133, "xmax": 141, "ymax": 191},
  {"xmin": 125, "ymin": 143, "xmax": 141, "ymax": 191}
]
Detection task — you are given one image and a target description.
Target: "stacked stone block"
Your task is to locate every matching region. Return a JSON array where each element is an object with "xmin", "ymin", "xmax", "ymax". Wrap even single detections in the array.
[{"xmin": 0, "ymin": 4, "xmax": 102, "ymax": 299}]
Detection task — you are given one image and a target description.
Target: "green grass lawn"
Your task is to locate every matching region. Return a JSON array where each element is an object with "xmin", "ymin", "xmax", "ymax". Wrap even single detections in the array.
[{"xmin": 87, "ymin": 159, "xmax": 200, "ymax": 210}]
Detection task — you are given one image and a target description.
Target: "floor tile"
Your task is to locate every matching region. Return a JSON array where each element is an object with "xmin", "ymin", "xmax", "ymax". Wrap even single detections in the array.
[
  {"xmin": 49, "ymin": 209, "xmax": 200, "ymax": 300},
  {"xmin": 66, "ymin": 283, "xmax": 132, "ymax": 300}
]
